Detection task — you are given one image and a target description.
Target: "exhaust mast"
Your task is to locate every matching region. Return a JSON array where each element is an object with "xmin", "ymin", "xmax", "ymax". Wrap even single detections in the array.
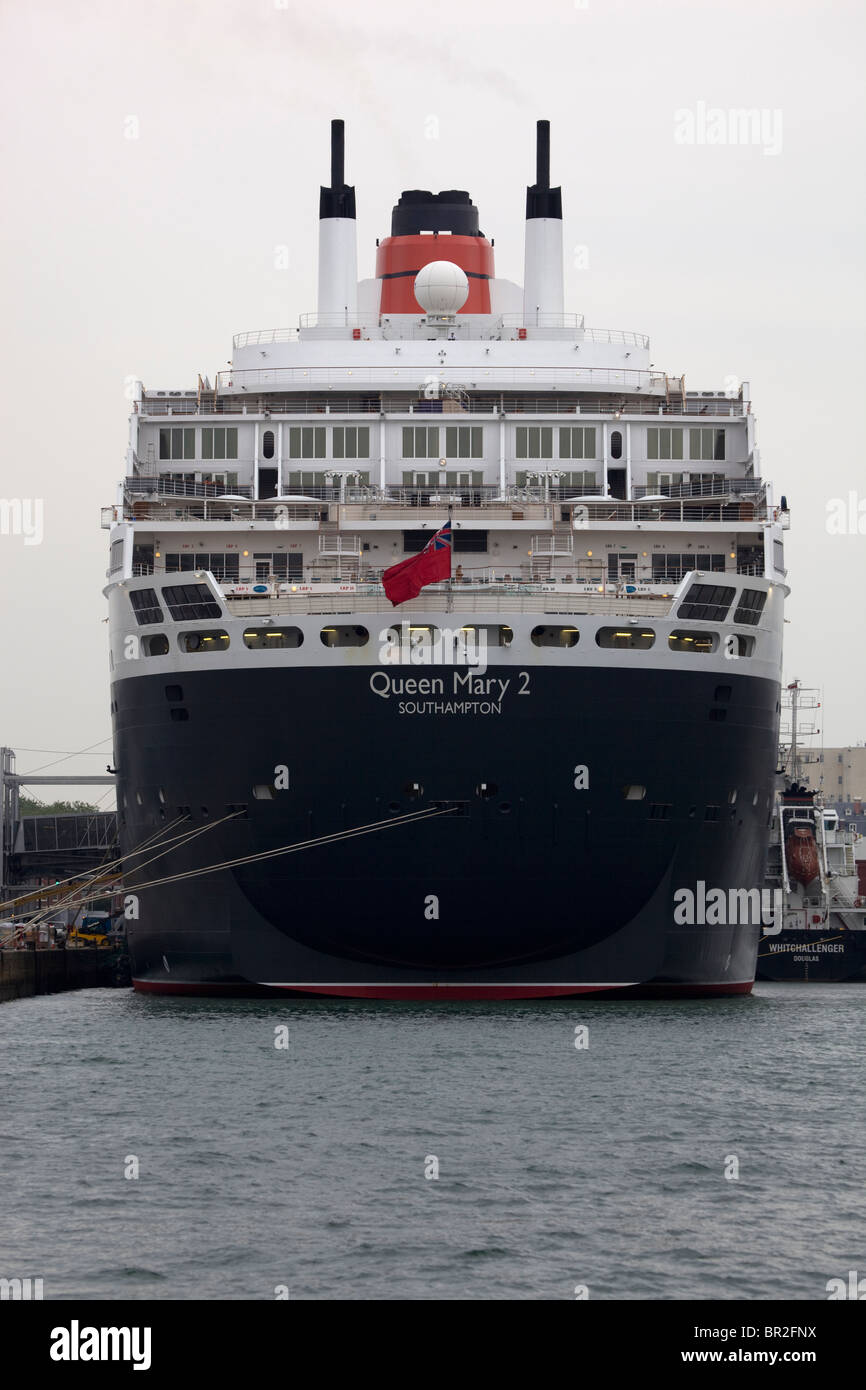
[
  {"xmin": 317, "ymin": 119, "xmax": 358, "ymax": 322},
  {"xmin": 523, "ymin": 119, "xmax": 564, "ymax": 326}
]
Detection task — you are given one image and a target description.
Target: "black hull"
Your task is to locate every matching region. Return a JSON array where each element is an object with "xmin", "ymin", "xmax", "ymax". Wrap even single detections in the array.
[
  {"xmin": 756, "ymin": 923, "xmax": 866, "ymax": 982},
  {"xmin": 112, "ymin": 664, "xmax": 780, "ymax": 998}
]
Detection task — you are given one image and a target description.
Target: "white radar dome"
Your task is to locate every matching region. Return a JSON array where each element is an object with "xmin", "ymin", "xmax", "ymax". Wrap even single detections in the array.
[{"xmin": 413, "ymin": 260, "xmax": 469, "ymax": 314}]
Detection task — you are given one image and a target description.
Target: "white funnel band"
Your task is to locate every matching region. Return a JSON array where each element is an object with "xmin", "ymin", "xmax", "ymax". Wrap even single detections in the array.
[
  {"xmin": 523, "ymin": 217, "xmax": 564, "ymax": 325},
  {"xmin": 318, "ymin": 218, "xmax": 358, "ymax": 321}
]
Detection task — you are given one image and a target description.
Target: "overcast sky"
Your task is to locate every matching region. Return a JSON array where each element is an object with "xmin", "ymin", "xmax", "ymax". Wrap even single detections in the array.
[{"xmin": 0, "ymin": 0, "xmax": 864, "ymax": 803}]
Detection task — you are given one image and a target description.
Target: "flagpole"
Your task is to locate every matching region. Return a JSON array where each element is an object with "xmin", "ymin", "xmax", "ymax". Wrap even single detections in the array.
[{"xmin": 446, "ymin": 502, "xmax": 453, "ymax": 613}]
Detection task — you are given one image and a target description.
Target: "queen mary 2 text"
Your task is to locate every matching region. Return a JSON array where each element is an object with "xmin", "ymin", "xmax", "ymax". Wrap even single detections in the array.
[{"xmin": 369, "ymin": 671, "xmax": 519, "ymax": 701}]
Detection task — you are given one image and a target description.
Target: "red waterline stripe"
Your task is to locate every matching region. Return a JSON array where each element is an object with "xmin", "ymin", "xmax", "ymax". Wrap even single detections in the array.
[{"xmin": 133, "ymin": 979, "xmax": 754, "ymax": 1000}]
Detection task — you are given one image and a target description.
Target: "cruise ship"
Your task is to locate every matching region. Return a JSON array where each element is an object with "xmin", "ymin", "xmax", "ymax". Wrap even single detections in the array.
[{"xmin": 104, "ymin": 120, "xmax": 788, "ymax": 998}]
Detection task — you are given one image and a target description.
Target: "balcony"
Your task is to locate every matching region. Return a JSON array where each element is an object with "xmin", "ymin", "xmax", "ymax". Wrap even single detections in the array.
[
  {"xmin": 530, "ymin": 534, "xmax": 574, "ymax": 556},
  {"xmin": 125, "ymin": 476, "xmax": 253, "ymax": 500},
  {"xmin": 318, "ymin": 535, "xmax": 362, "ymax": 556}
]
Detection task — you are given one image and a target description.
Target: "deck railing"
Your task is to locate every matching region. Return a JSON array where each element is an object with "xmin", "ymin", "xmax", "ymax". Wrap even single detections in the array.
[{"xmin": 138, "ymin": 392, "xmax": 746, "ymax": 419}]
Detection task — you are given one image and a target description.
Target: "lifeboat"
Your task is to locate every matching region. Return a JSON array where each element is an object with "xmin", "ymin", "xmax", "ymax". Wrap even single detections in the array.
[{"xmin": 785, "ymin": 824, "xmax": 820, "ymax": 886}]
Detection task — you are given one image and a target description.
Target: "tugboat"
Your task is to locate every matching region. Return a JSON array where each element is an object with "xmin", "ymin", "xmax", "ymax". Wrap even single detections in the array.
[
  {"xmin": 105, "ymin": 119, "xmax": 788, "ymax": 998},
  {"xmin": 758, "ymin": 684, "xmax": 866, "ymax": 981}
]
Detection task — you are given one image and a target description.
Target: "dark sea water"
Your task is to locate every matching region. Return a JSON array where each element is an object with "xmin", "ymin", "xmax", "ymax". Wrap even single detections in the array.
[{"xmin": 1, "ymin": 984, "xmax": 864, "ymax": 1301}]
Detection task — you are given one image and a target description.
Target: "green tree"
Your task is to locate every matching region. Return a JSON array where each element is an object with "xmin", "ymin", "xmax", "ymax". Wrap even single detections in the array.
[{"xmin": 19, "ymin": 797, "xmax": 101, "ymax": 816}]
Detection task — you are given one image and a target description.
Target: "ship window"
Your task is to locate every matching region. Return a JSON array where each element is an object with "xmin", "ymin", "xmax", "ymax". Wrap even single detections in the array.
[
  {"xmin": 130, "ymin": 588, "xmax": 164, "ymax": 626},
  {"xmin": 688, "ymin": 427, "xmax": 726, "ymax": 461},
  {"xmin": 445, "ymin": 425, "xmax": 483, "ymax": 459},
  {"xmin": 668, "ymin": 630, "xmax": 717, "ymax": 653},
  {"xmin": 142, "ymin": 634, "xmax": 169, "ymax": 656},
  {"xmin": 733, "ymin": 588, "xmax": 767, "ymax": 626},
  {"xmin": 159, "ymin": 427, "xmax": 195, "ymax": 460},
  {"xmin": 515, "ymin": 426, "xmax": 553, "ymax": 459},
  {"xmin": 530, "ymin": 625, "xmax": 579, "ymax": 648},
  {"xmin": 166, "ymin": 553, "xmax": 240, "ymax": 582},
  {"xmin": 402, "ymin": 426, "xmax": 439, "ymax": 459},
  {"xmin": 646, "ymin": 427, "xmax": 683, "ymax": 461},
  {"xmin": 320, "ymin": 625, "xmax": 369, "ymax": 648},
  {"xmin": 178, "ymin": 630, "xmax": 230, "ymax": 653},
  {"xmin": 262, "ymin": 429, "xmax": 275, "ymax": 459},
  {"xmin": 648, "ymin": 803, "xmax": 671, "ymax": 820},
  {"xmin": 677, "ymin": 582, "xmax": 735, "ymax": 622},
  {"xmin": 609, "ymin": 430, "xmax": 623, "ymax": 460},
  {"xmin": 201, "ymin": 427, "xmax": 238, "ymax": 461},
  {"xmin": 623, "ymin": 785, "xmax": 646, "ymax": 801},
  {"xmin": 287, "ymin": 426, "xmax": 326, "ymax": 459},
  {"xmin": 243, "ymin": 627, "xmax": 304, "ymax": 649},
  {"xmin": 454, "ymin": 530, "xmax": 488, "ymax": 553},
  {"xmin": 705, "ymin": 805, "xmax": 721, "ymax": 820},
  {"xmin": 550, "ymin": 471, "xmax": 598, "ymax": 493},
  {"xmin": 727, "ymin": 634, "xmax": 756, "ymax": 657},
  {"xmin": 403, "ymin": 530, "xmax": 432, "ymax": 553},
  {"xmin": 163, "ymin": 583, "xmax": 222, "ymax": 621},
  {"xmin": 596, "ymin": 627, "xmax": 655, "ymax": 649},
  {"xmin": 252, "ymin": 784, "xmax": 276, "ymax": 801},
  {"xmin": 559, "ymin": 426, "xmax": 597, "ymax": 460},
  {"xmin": 332, "ymin": 426, "xmax": 370, "ymax": 459}
]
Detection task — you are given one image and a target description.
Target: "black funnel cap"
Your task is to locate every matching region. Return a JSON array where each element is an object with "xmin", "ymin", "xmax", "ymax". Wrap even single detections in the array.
[
  {"xmin": 391, "ymin": 189, "xmax": 482, "ymax": 237},
  {"xmin": 526, "ymin": 119, "xmax": 561, "ymax": 220},
  {"xmin": 320, "ymin": 119, "xmax": 356, "ymax": 220}
]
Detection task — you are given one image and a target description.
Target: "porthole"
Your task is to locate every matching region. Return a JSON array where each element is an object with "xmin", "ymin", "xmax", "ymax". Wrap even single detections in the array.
[
  {"xmin": 460, "ymin": 625, "xmax": 514, "ymax": 648},
  {"xmin": 610, "ymin": 429, "xmax": 623, "ymax": 460},
  {"xmin": 243, "ymin": 627, "xmax": 304, "ymax": 649},
  {"xmin": 596, "ymin": 627, "xmax": 655, "ymax": 650},
  {"xmin": 262, "ymin": 429, "xmax": 275, "ymax": 460},
  {"xmin": 320, "ymin": 625, "xmax": 369, "ymax": 648},
  {"xmin": 668, "ymin": 630, "xmax": 717, "ymax": 653},
  {"xmin": 252, "ymin": 784, "xmax": 276, "ymax": 801},
  {"xmin": 142, "ymin": 634, "xmax": 170, "ymax": 656},
  {"xmin": 728, "ymin": 634, "xmax": 756, "ymax": 657},
  {"xmin": 623, "ymin": 785, "xmax": 646, "ymax": 801},
  {"xmin": 179, "ymin": 630, "xmax": 230, "ymax": 653},
  {"xmin": 531, "ymin": 625, "xmax": 579, "ymax": 648}
]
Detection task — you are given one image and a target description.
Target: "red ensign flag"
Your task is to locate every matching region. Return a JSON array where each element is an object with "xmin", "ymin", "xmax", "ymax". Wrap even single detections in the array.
[{"xmin": 382, "ymin": 522, "xmax": 452, "ymax": 606}]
